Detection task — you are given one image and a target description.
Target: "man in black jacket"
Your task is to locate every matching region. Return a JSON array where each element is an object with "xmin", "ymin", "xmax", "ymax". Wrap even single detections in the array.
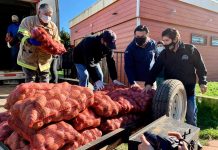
[
  {"xmin": 144, "ymin": 28, "xmax": 207, "ymax": 126},
  {"xmin": 73, "ymin": 30, "xmax": 123, "ymax": 90}
]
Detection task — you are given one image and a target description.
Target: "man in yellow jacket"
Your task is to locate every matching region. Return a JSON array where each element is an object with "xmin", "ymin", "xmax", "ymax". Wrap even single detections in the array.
[{"xmin": 17, "ymin": 3, "xmax": 60, "ymax": 83}]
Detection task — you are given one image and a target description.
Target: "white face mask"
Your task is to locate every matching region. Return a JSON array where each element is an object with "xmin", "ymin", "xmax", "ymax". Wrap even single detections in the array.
[
  {"xmin": 157, "ymin": 46, "xmax": 165, "ymax": 53},
  {"xmin": 40, "ymin": 15, "xmax": 51, "ymax": 24}
]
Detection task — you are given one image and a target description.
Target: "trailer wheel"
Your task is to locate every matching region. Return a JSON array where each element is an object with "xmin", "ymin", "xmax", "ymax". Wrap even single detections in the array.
[{"xmin": 152, "ymin": 79, "xmax": 187, "ymax": 121}]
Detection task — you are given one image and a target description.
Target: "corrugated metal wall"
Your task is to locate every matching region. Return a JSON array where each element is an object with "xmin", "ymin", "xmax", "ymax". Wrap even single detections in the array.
[
  {"xmin": 140, "ymin": 0, "xmax": 218, "ymax": 81},
  {"xmin": 70, "ymin": 0, "xmax": 218, "ymax": 82}
]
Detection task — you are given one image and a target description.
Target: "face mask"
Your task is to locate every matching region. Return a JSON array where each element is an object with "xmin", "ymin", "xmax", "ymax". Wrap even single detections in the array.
[
  {"xmin": 135, "ymin": 37, "xmax": 146, "ymax": 47},
  {"xmin": 157, "ymin": 46, "xmax": 164, "ymax": 53},
  {"xmin": 164, "ymin": 42, "xmax": 176, "ymax": 50},
  {"xmin": 40, "ymin": 15, "xmax": 51, "ymax": 24}
]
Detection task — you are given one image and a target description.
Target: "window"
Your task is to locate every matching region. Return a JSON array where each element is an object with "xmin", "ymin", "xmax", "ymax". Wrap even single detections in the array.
[
  {"xmin": 211, "ymin": 36, "xmax": 218, "ymax": 46},
  {"xmin": 191, "ymin": 34, "xmax": 207, "ymax": 45}
]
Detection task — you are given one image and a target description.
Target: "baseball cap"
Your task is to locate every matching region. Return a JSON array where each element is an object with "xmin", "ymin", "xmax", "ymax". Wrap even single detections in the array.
[{"xmin": 101, "ymin": 30, "xmax": 117, "ymax": 50}]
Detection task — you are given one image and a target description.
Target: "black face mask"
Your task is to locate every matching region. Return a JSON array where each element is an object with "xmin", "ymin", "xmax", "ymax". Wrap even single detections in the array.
[
  {"xmin": 101, "ymin": 44, "xmax": 111, "ymax": 54},
  {"xmin": 164, "ymin": 41, "xmax": 176, "ymax": 50},
  {"xmin": 135, "ymin": 37, "xmax": 146, "ymax": 46}
]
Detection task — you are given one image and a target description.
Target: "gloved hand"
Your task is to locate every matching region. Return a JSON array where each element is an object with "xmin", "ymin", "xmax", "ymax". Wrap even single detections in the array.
[
  {"xmin": 28, "ymin": 38, "xmax": 41, "ymax": 46},
  {"xmin": 113, "ymin": 80, "xmax": 124, "ymax": 86},
  {"xmin": 94, "ymin": 80, "xmax": 104, "ymax": 90}
]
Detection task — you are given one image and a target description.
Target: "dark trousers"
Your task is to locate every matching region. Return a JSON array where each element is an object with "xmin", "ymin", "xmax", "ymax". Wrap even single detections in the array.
[
  {"xmin": 11, "ymin": 45, "xmax": 19, "ymax": 70},
  {"xmin": 50, "ymin": 57, "xmax": 58, "ymax": 83},
  {"xmin": 22, "ymin": 67, "xmax": 49, "ymax": 83}
]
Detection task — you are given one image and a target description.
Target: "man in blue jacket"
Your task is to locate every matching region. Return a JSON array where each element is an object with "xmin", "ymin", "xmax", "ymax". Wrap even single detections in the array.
[
  {"xmin": 124, "ymin": 25, "xmax": 156, "ymax": 88},
  {"xmin": 6, "ymin": 15, "xmax": 20, "ymax": 70}
]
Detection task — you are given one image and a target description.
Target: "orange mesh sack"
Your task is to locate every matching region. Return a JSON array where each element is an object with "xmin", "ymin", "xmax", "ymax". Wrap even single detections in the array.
[
  {"xmin": 31, "ymin": 27, "xmax": 66, "ymax": 55},
  {"xmin": 10, "ymin": 82, "xmax": 94, "ymax": 129},
  {"xmin": 100, "ymin": 114, "xmax": 140, "ymax": 133},
  {"xmin": 71, "ymin": 109, "xmax": 101, "ymax": 131},
  {"xmin": 92, "ymin": 91, "xmax": 120, "ymax": 117},
  {"xmin": 0, "ymin": 121, "xmax": 13, "ymax": 142},
  {"xmin": 4, "ymin": 132, "xmax": 30, "ymax": 150},
  {"xmin": 6, "ymin": 82, "xmax": 54, "ymax": 109},
  {"xmin": 81, "ymin": 128, "xmax": 102, "ymax": 145},
  {"xmin": 62, "ymin": 128, "xmax": 102, "ymax": 150},
  {"xmin": 8, "ymin": 116, "xmax": 37, "ymax": 141},
  {"xmin": 30, "ymin": 121, "xmax": 83, "ymax": 150}
]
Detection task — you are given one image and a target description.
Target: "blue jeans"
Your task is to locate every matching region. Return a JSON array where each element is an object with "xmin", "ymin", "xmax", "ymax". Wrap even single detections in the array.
[
  {"xmin": 75, "ymin": 63, "xmax": 103, "ymax": 87},
  {"xmin": 186, "ymin": 95, "xmax": 197, "ymax": 126}
]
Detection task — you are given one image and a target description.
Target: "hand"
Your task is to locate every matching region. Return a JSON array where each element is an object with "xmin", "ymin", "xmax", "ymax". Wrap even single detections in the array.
[
  {"xmin": 28, "ymin": 38, "xmax": 41, "ymax": 46},
  {"xmin": 138, "ymin": 135, "xmax": 154, "ymax": 150},
  {"xmin": 113, "ymin": 80, "xmax": 124, "ymax": 86},
  {"xmin": 130, "ymin": 83, "xmax": 140, "ymax": 88},
  {"xmin": 168, "ymin": 132, "xmax": 188, "ymax": 150},
  {"xmin": 94, "ymin": 80, "xmax": 104, "ymax": 90},
  {"xmin": 200, "ymin": 84, "xmax": 207, "ymax": 94},
  {"xmin": 142, "ymin": 84, "xmax": 152, "ymax": 93}
]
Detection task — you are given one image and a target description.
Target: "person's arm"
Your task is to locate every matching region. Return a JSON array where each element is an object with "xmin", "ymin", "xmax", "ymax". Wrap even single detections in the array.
[
  {"xmin": 193, "ymin": 48, "xmax": 207, "ymax": 85},
  {"xmin": 193, "ymin": 47, "xmax": 207, "ymax": 93},
  {"xmin": 124, "ymin": 46, "xmax": 136, "ymax": 85},
  {"xmin": 106, "ymin": 50, "xmax": 117, "ymax": 81},
  {"xmin": 17, "ymin": 17, "xmax": 31, "ymax": 44},
  {"xmin": 5, "ymin": 25, "xmax": 13, "ymax": 44}
]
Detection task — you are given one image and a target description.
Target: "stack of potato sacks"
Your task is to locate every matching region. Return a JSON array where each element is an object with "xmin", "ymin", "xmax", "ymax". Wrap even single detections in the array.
[{"xmin": 0, "ymin": 82, "xmax": 154, "ymax": 150}]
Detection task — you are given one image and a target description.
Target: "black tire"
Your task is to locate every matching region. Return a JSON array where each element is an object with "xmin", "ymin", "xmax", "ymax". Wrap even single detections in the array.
[{"xmin": 152, "ymin": 79, "xmax": 187, "ymax": 121}]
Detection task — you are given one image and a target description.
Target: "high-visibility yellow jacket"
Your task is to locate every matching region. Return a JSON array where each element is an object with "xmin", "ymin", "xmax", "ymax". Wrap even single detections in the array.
[{"xmin": 17, "ymin": 15, "xmax": 60, "ymax": 71}]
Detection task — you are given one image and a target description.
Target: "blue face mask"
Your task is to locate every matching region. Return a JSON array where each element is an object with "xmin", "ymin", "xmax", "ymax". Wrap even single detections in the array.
[{"xmin": 157, "ymin": 46, "xmax": 165, "ymax": 53}]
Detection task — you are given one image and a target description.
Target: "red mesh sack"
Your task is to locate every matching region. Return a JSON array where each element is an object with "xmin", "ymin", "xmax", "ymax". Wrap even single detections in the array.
[
  {"xmin": 128, "ymin": 87, "xmax": 155, "ymax": 112},
  {"xmin": 102, "ymin": 84, "xmax": 127, "ymax": 92},
  {"xmin": 99, "ymin": 114, "xmax": 140, "ymax": 133},
  {"xmin": 10, "ymin": 82, "xmax": 94, "ymax": 129},
  {"xmin": 71, "ymin": 109, "xmax": 101, "ymax": 131},
  {"xmin": 0, "ymin": 111, "xmax": 10, "ymax": 122},
  {"xmin": 104, "ymin": 85, "xmax": 154, "ymax": 113},
  {"xmin": 31, "ymin": 121, "xmax": 83, "ymax": 150},
  {"xmin": 6, "ymin": 82, "xmax": 54, "ymax": 109},
  {"xmin": 4, "ymin": 132, "xmax": 30, "ymax": 150},
  {"xmin": 0, "ymin": 121, "xmax": 13, "ymax": 142},
  {"xmin": 31, "ymin": 27, "xmax": 66, "ymax": 55},
  {"xmin": 92, "ymin": 91, "xmax": 119, "ymax": 117}
]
